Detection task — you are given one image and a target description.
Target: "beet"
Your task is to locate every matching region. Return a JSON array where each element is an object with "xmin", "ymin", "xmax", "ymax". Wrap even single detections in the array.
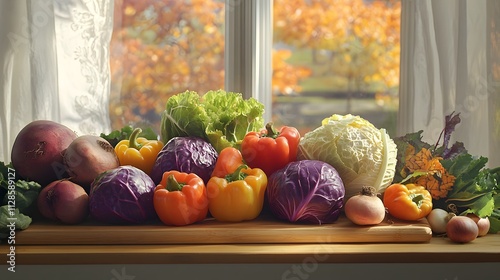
[
  {"xmin": 63, "ymin": 135, "xmax": 120, "ymax": 190},
  {"xmin": 37, "ymin": 179, "xmax": 89, "ymax": 224},
  {"xmin": 11, "ymin": 120, "xmax": 77, "ymax": 186}
]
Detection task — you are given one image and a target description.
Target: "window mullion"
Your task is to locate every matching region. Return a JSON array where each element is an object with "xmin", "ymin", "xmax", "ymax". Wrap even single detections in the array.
[{"xmin": 225, "ymin": 0, "xmax": 272, "ymax": 122}]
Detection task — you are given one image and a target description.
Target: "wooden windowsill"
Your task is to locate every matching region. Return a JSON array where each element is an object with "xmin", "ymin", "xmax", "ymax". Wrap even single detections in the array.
[
  {"xmin": 4, "ymin": 215, "xmax": 500, "ymax": 265},
  {"xmin": 5, "ymin": 232, "xmax": 500, "ymax": 265}
]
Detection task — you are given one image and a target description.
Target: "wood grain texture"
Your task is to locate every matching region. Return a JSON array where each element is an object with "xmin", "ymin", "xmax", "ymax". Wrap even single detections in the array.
[
  {"xmin": 10, "ymin": 234, "xmax": 500, "ymax": 264},
  {"xmin": 15, "ymin": 214, "xmax": 432, "ymax": 245}
]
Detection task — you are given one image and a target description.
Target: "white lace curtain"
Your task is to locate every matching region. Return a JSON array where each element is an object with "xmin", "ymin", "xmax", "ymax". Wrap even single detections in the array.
[
  {"xmin": 398, "ymin": 0, "xmax": 500, "ymax": 167},
  {"xmin": 0, "ymin": 0, "xmax": 113, "ymax": 163}
]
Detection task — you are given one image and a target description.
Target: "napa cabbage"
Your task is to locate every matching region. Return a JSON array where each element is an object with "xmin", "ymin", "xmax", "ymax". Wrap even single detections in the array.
[{"xmin": 297, "ymin": 114, "xmax": 397, "ymax": 200}]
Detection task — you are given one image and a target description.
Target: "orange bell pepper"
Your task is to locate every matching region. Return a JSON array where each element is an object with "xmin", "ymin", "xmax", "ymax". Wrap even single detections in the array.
[
  {"xmin": 211, "ymin": 147, "xmax": 245, "ymax": 178},
  {"xmin": 153, "ymin": 171, "xmax": 208, "ymax": 226},
  {"xmin": 383, "ymin": 183, "xmax": 433, "ymax": 221}
]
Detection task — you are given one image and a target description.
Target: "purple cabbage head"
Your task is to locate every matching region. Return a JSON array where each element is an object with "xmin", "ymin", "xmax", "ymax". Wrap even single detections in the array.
[
  {"xmin": 151, "ymin": 136, "xmax": 218, "ymax": 184},
  {"xmin": 266, "ymin": 160, "xmax": 345, "ymax": 224},
  {"xmin": 89, "ymin": 165, "xmax": 157, "ymax": 224}
]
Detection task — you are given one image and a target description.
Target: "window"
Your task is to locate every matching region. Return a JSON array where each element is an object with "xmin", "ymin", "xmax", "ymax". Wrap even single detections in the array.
[
  {"xmin": 110, "ymin": 0, "xmax": 225, "ymax": 134},
  {"xmin": 110, "ymin": 0, "xmax": 400, "ymax": 137},
  {"xmin": 271, "ymin": 0, "xmax": 401, "ymax": 136}
]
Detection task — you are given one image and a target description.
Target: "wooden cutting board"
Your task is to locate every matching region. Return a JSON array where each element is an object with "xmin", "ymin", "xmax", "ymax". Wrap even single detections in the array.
[{"xmin": 16, "ymin": 214, "xmax": 432, "ymax": 245}]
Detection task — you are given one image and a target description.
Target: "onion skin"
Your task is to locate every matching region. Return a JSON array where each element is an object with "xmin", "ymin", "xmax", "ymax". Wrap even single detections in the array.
[
  {"xmin": 427, "ymin": 208, "xmax": 453, "ymax": 235},
  {"xmin": 63, "ymin": 135, "xmax": 120, "ymax": 190},
  {"xmin": 466, "ymin": 213, "xmax": 490, "ymax": 237},
  {"xmin": 446, "ymin": 216, "xmax": 479, "ymax": 243},
  {"xmin": 37, "ymin": 179, "xmax": 89, "ymax": 224},
  {"xmin": 344, "ymin": 186, "xmax": 385, "ymax": 226}
]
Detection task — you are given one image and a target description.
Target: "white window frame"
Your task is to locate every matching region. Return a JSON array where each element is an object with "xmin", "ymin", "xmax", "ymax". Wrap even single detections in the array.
[{"xmin": 225, "ymin": 0, "xmax": 273, "ymax": 122}]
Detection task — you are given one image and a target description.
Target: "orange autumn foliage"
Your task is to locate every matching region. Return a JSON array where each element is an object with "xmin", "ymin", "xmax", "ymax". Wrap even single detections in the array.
[{"xmin": 109, "ymin": 0, "xmax": 401, "ymax": 133}]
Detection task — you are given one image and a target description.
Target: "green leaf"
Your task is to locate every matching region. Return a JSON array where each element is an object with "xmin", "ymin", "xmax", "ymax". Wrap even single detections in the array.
[
  {"xmin": 160, "ymin": 89, "xmax": 265, "ymax": 153},
  {"xmin": 469, "ymin": 194, "xmax": 495, "ymax": 217},
  {"xmin": 0, "ymin": 161, "xmax": 41, "ymax": 236},
  {"xmin": 1, "ymin": 162, "xmax": 42, "ymax": 212},
  {"xmin": 399, "ymin": 170, "xmax": 435, "ymax": 184},
  {"xmin": 474, "ymin": 168, "xmax": 499, "ymax": 193},
  {"xmin": 488, "ymin": 209, "xmax": 500, "ymax": 233},
  {"xmin": 494, "ymin": 193, "xmax": 500, "ymax": 206},
  {"xmin": 394, "ymin": 130, "xmax": 431, "ymax": 152},
  {"xmin": 3, "ymin": 186, "xmax": 40, "ymax": 213},
  {"xmin": 101, "ymin": 125, "xmax": 159, "ymax": 147},
  {"xmin": 206, "ymin": 130, "xmax": 233, "ymax": 153},
  {"xmin": 0, "ymin": 205, "xmax": 32, "ymax": 239},
  {"xmin": 446, "ymin": 192, "xmax": 495, "ymax": 217},
  {"xmin": 160, "ymin": 90, "xmax": 209, "ymax": 143},
  {"xmin": 393, "ymin": 130, "xmax": 431, "ymax": 182},
  {"xmin": 445, "ymin": 191, "xmax": 484, "ymax": 201},
  {"xmin": 442, "ymin": 153, "xmax": 488, "ymax": 196}
]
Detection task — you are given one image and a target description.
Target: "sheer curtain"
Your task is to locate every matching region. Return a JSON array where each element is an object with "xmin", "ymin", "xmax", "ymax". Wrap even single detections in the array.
[
  {"xmin": 0, "ymin": 0, "xmax": 113, "ymax": 163},
  {"xmin": 398, "ymin": 0, "xmax": 500, "ymax": 167}
]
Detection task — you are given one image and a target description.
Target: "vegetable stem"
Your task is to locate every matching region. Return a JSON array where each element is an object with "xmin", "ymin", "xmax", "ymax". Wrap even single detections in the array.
[
  {"xmin": 166, "ymin": 174, "xmax": 185, "ymax": 192},
  {"xmin": 360, "ymin": 186, "xmax": 377, "ymax": 196},
  {"xmin": 129, "ymin": 128, "xmax": 143, "ymax": 150},
  {"xmin": 410, "ymin": 193, "xmax": 425, "ymax": 208},
  {"xmin": 264, "ymin": 122, "xmax": 279, "ymax": 139},
  {"xmin": 225, "ymin": 164, "xmax": 248, "ymax": 182}
]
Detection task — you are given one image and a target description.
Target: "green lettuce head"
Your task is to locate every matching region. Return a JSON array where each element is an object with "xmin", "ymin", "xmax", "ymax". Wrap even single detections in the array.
[{"xmin": 160, "ymin": 90, "xmax": 265, "ymax": 153}]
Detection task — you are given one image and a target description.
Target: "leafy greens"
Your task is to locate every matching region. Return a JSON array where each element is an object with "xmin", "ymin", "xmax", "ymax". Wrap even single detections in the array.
[
  {"xmin": 0, "ymin": 162, "xmax": 41, "ymax": 239},
  {"xmin": 100, "ymin": 125, "xmax": 159, "ymax": 147},
  {"xmin": 393, "ymin": 112, "xmax": 500, "ymax": 233},
  {"xmin": 160, "ymin": 90, "xmax": 265, "ymax": 153}
]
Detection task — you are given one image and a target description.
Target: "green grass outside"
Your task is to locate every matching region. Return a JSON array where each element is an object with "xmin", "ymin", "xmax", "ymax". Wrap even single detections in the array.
[{"xmin": 274, "ymin": 46, "xmax": 399, "ymax": 136}]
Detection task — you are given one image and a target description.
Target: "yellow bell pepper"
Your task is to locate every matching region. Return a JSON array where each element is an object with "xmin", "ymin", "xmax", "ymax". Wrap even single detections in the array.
[
  {"xmin": 207, "ymin": 164, "xmax": 267, "ymax": 222},
  {"xmin": 115, "ymin": 128, "xmax": 163, "ymax": 175},
  {"xmin": 383, "ymin": 183, "xmax": 433, "ymax": 221}
]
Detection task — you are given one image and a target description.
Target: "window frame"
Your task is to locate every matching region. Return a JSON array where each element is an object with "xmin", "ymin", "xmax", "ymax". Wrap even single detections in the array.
[{"xmin": 224, "ymin": 0, "xmax": 273, "ymax": 122}]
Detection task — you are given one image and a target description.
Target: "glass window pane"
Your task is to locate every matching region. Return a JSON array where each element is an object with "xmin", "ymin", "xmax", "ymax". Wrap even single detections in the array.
[
  {"xmin": 272, "ymin": 0, "xmax": 401, "ymax": 136},
  {"xmin": 110, "ymin": 0, "xmax": 225, "ymax": 134}
]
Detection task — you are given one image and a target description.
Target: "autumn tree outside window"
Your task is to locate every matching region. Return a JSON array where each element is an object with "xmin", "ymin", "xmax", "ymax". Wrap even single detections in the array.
[{"xmin": 110, "ymin": 0, "xmax": 401, "ymax": 136}]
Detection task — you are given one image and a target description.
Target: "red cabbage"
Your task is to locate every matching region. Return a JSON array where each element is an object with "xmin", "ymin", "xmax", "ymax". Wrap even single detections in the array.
[
  {"xmin": 266, "ymin": 160, "xmax": 345, "ymax": 224},
  {"xmin": 150, "ymin": 136, "xmax": 218, "ymax": 184},
  {"xmin": 89, "ymin": 166, "xmax": 157, "ymax": 224}
]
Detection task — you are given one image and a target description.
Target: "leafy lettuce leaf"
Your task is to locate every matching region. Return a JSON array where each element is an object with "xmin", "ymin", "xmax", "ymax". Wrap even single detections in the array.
[
  {"xmin": 160, "ymin": 90, "xmax": 210, "ymax": 142},
  {"xmin": 160, "ymin": 90, "xmax": 265, "ymax": 153}
]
